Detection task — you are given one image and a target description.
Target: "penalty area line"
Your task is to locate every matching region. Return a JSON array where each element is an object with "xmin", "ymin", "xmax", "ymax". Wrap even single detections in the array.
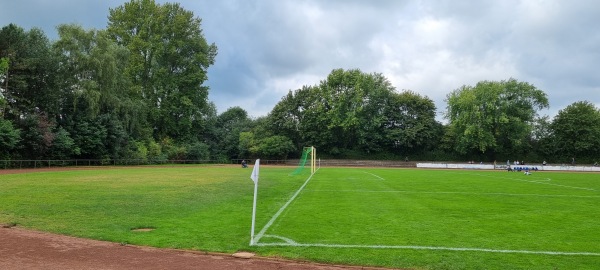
[
  {"xmin": 254, "ymin": 242, "xmax": 600, "ymax": 256},
  {"xmin": 362, "ymin": 171, "xmax": 385, "ymax": 180}
]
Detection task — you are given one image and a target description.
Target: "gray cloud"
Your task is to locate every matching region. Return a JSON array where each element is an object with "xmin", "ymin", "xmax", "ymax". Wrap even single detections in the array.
[{"xmin": 2, "ymin": 0, "xmax": 599, "ymax": 119}]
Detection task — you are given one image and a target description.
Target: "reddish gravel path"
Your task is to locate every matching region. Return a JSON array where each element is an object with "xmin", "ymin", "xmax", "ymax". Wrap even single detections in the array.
[{"xmin": 0, "ymin": 227, "xmax": 394, "ymax": 270}]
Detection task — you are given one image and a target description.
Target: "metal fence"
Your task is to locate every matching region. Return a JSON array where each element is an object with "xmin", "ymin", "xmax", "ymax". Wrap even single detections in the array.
[
  {"xmin": 0, "ymin": 159, "xmax": 206, "ymax": 169},
  {"xmin": 0, "ymin": 159, "xmax": 290, "ymax": 170}
]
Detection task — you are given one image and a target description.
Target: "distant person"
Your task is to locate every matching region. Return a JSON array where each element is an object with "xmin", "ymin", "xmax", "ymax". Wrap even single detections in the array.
[
  {"xmin": 572, "ymin": 157, "xmax": 575, "ymax": 166},
  {"xmin": 241, "ymin": 160, "xmax": 248, "ymax": 168},
  {"xmin": 542, "ymin": 160, "xmax": 547, "ymax": 166}
]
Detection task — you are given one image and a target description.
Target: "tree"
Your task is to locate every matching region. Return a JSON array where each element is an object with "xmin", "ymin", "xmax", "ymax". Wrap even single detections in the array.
[
  {"xmin": 258, "ymin": 135, "xmax": 296, "ymax": 159},
  {"xmin": 550, "ymin": 101, "xmax": 600, "ymax": 163},
  {"xmin": 72, "ymin": 118, "xmax": 108, "ymax": 159},
  {"xmin": 315, "ymin": 69, "xmax": 393, "ymax": 154},
  {"xmin": 47, "ymin": 127, "xmax": 79, "ymax": 160},
  {"xmin": 445, "ymin": 79, "xmax": 549, "ymax": 160},
  {"xmin": 0, "ymin": 117, "xmax": 20, "ymax": 159},
  {"xmin": 0, "ymin": 24, "xmax": 60, "ymax": 120},
  {"xmin": 107, "ymin": 0, "xmax": 217, "ymax": 141},
  {"xmin": 266, "ymin": 86, "xmax": 312, "ymax": 148},
  {"xmin": 17, "ymin": 113, "xmax": 55, "ymax": 159},
  {"xmin": 54, "ymin": 25, "xmax": 135, "ymax": 117},
  {"xmin": 268, "ymin": 69, "xmax": 441, "ymax": 158},
  {"xmin": 269, "ymin": 69, "xmax": 397, "ymax": 156},
  {"xmin": 530, "ymin": 115, "xmax": 554, "ymax": 161},
  {"xmin": 210, "ymin": 107, "xmax": 252, "ymax": 160},
  {"xmin": 0, "ymin": 57, "xmax": 7, "ymax": 114},
  {"xmin": 0, "ymin": 57, "xmax": 7, "ymax": 76},
  {"xmin": 238, "ymin": 131, "xmax": 257, "ymax": 158},
  {"xmin": 383, "ymin": 90, "xmax": 440, "ymax": 155},
  {"xmin": 53, "ymin": 24, "xmax": 143, "ymax": 159}
]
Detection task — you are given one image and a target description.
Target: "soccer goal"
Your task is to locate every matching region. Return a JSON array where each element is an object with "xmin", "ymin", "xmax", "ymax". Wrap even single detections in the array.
[{"xmin": 291, "ymin": 146, "xmax": 317, "ymax": 175}]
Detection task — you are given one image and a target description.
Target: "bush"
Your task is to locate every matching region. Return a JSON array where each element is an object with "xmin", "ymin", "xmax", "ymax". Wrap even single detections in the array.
[{"xmin": 186, "ymin": 142, "xmax": 210, "ymax": 161}]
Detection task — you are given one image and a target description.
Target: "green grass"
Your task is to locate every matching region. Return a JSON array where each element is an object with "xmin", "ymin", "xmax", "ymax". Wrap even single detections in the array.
[{"xmin": 1, "ymin": 166, "xmax": 599, "ymax": 269}]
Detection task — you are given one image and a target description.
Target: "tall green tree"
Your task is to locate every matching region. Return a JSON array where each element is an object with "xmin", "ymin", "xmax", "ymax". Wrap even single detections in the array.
[
  {"xmin": 0, "ymin": 24, "xmax": 60, "ymax": 119},
  {"xmin": 0, "ymin": 24, "xmax": 63, "ymax": 159},
  {"xmin": 550, "ymin": 101, "xmax": 600, "ymax": 163},
  {"xmin": 54, "ymin": 25, "xmax": 135, "ymax": 117},
  {"xmin": 445, "ymin": 79, "xmax": 549, "ymax": 160},
  {"xmin": 257, "ymin": 135, "xmax": 296, "ymax": 159},
  {"xmin": 0, "ymin": 117, "xmax": 20, "ymax": 159},
  {"xmin": 268, "ymin": 86, "xmax": 319, "ymax": 151},
  {"xmin": 315, "ymin": 69, "xmax": 392, "ymax": 153},
  {"xmin": 530, "ymin": 115, "xmax": 554, "ymax": 161},
  {"xmin": 210, "ymin": 106, "xmax": 252, "ymax": 160},
  {"xmin": 268, "ymin": 69, "xmax": 441, "ymax": 158},
  {"xmin": 0, "ymin": 57, "xmax": 7, "ymax": 114},
  {"xmin": 0, "ymin": 57, "xmax": 7, "ymax": 76},
  {"xmin": 54, "ymin": 24, "xmax": 146, "ymax": 159},
  {"xmin": 18, "ymin": 113, "xmax": 55, "ymax": 159},
  {"xmin": 383, "ymin": 90, "xmax": 441, "ymax": 155},
  {"xmin": 107, "ymin": 0, "xmax": 217, "ymax": 141}
]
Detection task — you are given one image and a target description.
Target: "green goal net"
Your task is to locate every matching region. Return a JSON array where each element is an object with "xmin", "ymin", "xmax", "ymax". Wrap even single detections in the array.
[{"xmin": 291, "ymin": 146, "xmax": 315, "ymax": 175}]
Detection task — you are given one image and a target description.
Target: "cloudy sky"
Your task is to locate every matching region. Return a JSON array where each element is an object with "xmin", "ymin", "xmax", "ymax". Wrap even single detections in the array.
[{"xmin": 1, "ymin": 0, "xmax": 599, "ymax": 120}]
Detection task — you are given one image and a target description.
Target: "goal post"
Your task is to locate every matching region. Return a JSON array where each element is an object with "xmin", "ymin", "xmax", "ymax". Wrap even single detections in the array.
[
  {"xmin": 291, "ymin": 146, "xmax": 317, "ymax": 175},
  {"xmin": 311, "ymin": 146, "xmax": 316, "ymax": 175}
]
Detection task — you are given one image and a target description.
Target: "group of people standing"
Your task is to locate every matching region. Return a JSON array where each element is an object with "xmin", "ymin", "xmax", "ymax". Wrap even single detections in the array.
[{"xmin": 507, "ymin": 160, "xmax": 527, "ymax": 166}]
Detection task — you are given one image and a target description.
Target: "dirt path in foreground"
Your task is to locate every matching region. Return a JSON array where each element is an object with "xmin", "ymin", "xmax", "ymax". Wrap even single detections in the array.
[{"xmin": 0, "ymin": 227, "xmax": 395, "ymax": 270}]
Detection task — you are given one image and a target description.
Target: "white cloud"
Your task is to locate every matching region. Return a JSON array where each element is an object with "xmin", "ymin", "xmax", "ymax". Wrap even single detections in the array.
[{"xmin": 2, "ymin": 0, "xmax": 599, "ymax": 120}]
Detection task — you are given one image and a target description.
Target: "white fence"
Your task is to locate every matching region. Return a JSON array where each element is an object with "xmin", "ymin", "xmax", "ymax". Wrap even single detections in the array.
[{"xmin": 417, "ymin": 162, "xmax": 600, "ymax": 172}]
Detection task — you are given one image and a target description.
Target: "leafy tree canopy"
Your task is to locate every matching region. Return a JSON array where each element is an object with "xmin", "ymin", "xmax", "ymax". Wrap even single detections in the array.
[
  {"xmin": 107, "ymin": 0, "xmax": 217, "ymax": 141},
  {"xmin": 445, "ymin": 78, "xmax": 549, "ymax": 159},
  {"xmin": 550, "ymin": 101, "xmax": 600, "ymax": 162}
]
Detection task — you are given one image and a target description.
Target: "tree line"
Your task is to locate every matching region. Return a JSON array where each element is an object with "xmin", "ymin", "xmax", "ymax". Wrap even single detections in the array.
[{"xmin": 1, "ymin": 0, "xmax": 599, "ymax": 165}]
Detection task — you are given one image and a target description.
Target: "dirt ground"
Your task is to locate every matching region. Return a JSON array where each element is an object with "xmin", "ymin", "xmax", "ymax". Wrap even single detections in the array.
[
  {"xmin": 0, "ymin": 227, "xmax": 396, "ymax": 270},
  {"xmin": 0, "ymin": 167, "xmax": 396, "ymax": 270}
]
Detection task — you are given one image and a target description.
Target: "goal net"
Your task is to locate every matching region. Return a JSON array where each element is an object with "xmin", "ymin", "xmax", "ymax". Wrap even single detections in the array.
[{"xmin": 291, "ymin": 146, "xmax": 317, "ymax": 175}]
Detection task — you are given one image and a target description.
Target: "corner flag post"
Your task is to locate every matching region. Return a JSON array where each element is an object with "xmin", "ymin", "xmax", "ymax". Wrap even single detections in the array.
[{"xmin": 250, "ymin": 159, "xmax": 260, "ymax": 245}]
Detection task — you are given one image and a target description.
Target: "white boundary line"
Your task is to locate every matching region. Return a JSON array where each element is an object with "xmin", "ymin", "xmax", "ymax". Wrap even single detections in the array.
[
  {"xmin": 458, "ymin": 172, "xmax": 596, "ymax": 191},
  {"xmin": 306, "ymin": 190, "xmax": 600, "ymax": 198},
  {"xmin": 252, "ymin": 171, "xmax": 316, "ymax": 244},
  {"xmin": 362, "ymin": 171, "xmax": 385, "ymax": 180},
  {"xmin": 254, "ymin": 240, "xmax": 600, "ymax": 256},
  {"xmin": 252, "ymin": 168, "xmax": 600, "ymax": 256}
]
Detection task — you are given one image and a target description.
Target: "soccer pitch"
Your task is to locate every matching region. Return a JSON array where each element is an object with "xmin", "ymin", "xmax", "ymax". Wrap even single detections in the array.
[
  {"xmin": 253, "ymin": 167, "xmax": 600, "ymax": 268},
  {"xmin": 1, "ymin": 166, "xmax": 599, "ymax": 269}
]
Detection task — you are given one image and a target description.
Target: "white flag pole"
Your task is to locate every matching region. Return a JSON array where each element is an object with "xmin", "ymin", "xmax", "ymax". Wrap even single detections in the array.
[{"xmin": 250, "ymin": 159, "xmax": 260, "ymax": 245}]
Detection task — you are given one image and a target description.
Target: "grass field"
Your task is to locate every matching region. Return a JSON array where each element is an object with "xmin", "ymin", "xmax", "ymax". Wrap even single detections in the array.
[{"xmin": 1, "ymin": 165, "xmax": 599, "ymax": 269}]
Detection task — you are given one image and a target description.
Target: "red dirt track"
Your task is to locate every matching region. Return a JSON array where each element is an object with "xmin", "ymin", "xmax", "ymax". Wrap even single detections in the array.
[{"xmin": 0, "ymin": 227, "xmax": 397, "ymax": 270}]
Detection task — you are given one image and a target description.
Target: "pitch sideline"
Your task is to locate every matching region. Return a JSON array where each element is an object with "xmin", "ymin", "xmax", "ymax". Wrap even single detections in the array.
[{"xmin": 253, "ymin": 168, "xmax": 599, "ymax": 256}]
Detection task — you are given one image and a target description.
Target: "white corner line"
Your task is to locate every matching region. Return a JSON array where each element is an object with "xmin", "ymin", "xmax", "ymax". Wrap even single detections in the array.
[
  {"xmin": 254, "ymin": 242, "xmax": 600, "ymax": 256},
  {"xmin": 253, "ymin": 172, "xmax": 315, "ymax": 244}
]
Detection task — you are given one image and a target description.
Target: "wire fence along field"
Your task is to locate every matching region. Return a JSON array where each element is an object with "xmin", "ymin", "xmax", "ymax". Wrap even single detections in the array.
[
  {"xmin": 252, "ymin": 168, "xmax": 600, "ymax": 256},
  {"xmin": 0, "ymin": 159, "xmax": 290, "ymax": 169},
  {"xmin": 1, "ymin": 158, "xmax": 409, "ymax": 170}
]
